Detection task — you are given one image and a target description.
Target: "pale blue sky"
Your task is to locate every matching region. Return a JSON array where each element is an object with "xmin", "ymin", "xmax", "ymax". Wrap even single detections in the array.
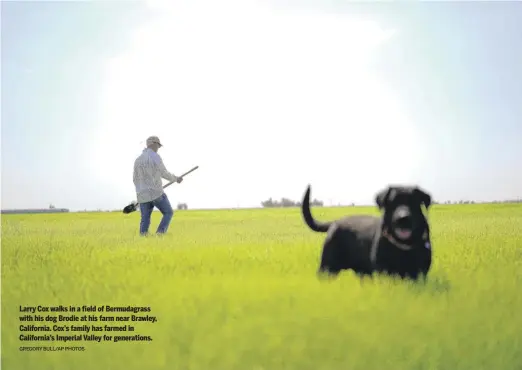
[{"xmin": 1, "ymin": 0, "xmax": 521, "ymax": 211}]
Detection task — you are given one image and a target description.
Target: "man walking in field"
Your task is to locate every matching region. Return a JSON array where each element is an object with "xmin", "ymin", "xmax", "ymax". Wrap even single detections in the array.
[{"xmin": 133, "ymin": 136, "xmax": 182, "ymax": 236}]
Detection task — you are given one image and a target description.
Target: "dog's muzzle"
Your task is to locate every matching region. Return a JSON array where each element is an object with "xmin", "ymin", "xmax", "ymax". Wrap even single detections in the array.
[
  {"xmin": 392, "ymin": 206, "xmax": 413, "ymax": 240},
  {"xmin": 384, "ymin": 206, "xmax": 430, "ymax": 251}
]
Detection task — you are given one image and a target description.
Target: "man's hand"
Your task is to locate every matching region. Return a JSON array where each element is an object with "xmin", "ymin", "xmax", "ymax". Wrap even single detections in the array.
[{"xmin": 176, "ymin": 176, "xmax": 183, "ymax": 184}]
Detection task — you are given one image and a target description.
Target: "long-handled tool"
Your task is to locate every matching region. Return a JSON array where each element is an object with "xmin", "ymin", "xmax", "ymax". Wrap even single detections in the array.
[{"xmin": 122, "ymin": 165, "xmax": 199, "ymax": 214}]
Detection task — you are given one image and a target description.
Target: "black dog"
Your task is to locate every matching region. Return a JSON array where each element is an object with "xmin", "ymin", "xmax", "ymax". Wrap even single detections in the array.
[{"xmin": 301, "ymin": 185, "xmax": 433, "ymax": 281}]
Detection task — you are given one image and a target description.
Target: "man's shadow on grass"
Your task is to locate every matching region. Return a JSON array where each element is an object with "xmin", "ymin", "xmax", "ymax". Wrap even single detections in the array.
[
  {"xmin": 408, "ymin": 275, "xmax": 452, "ymax": 295},
  {"xmin": 317, "ymin": 271, "xmax": 452, "ymax": 295}
]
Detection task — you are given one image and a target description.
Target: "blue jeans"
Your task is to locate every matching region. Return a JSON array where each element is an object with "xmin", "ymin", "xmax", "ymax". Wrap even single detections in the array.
[{"xmin": 139, "ymin": 193, "xmax": 174, "ymax": 235}]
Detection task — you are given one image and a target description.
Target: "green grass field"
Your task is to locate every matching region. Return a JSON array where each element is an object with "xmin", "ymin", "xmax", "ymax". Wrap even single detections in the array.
[{"xmin": 2, "ymin": 204, "xmax": 522, "ymax": 370}]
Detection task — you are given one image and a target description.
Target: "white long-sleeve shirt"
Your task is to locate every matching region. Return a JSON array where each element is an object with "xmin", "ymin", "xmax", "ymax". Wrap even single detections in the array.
[{"xmin": 133, "ymin": 148, "xmax": 178, "ymax": 203}]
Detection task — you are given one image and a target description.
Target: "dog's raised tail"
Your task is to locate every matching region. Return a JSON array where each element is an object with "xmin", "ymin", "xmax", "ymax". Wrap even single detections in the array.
[{"xmin": 301, "ymin": 185, "xmax": 331, "ymax": 233}]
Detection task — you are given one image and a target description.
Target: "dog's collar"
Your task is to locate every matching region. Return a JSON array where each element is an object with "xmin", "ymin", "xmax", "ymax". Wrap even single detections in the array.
[
  {"xmin": 371, "ymin": 223, "xmax": 430, "ymax": 265},
  {"xmin": 370, "ymin": 220, "xmax": 431, "ymax": 267},
  {"xmin": 382, "ymin": 228, "xmax": 414, "ymax": 251},
  {"xmin": 384, "ymin": 228, "xmax": 431, "ymax": 251}
]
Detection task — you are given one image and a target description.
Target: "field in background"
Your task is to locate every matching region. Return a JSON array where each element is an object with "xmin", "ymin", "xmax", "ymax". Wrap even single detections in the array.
[{"xmin": 2, "ymin": 204, "xmax": 522, "ymax": 370}]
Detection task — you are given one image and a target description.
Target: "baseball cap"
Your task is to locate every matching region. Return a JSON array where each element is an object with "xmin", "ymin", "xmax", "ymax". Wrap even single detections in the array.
[{"xmin": 146, "ymin": 136, "xmax": 163, "ymax": 147}]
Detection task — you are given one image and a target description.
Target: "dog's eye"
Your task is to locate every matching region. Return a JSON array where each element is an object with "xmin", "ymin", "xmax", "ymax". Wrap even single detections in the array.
[{"xmin": 422, "ymin": 231, "xmax": 428, "ymax": 240}]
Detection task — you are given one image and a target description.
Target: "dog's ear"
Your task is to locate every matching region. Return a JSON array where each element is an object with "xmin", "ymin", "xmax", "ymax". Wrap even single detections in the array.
[
  {"xmin": 414, "ymin": 187, "xmax": 432, "ymax": 209},
  {"xmin": 375, "ymin": 187, "xmax": 392, "ymax": 209}
]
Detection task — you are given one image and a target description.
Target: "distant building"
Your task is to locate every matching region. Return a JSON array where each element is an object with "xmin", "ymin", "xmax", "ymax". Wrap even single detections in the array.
[{"xmin": 1, "ymin": 208, "xmax": 70, "ymax": 214}]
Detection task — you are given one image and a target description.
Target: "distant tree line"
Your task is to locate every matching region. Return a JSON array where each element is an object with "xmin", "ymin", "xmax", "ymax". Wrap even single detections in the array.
[
  {"xmin": 258, "ymin": 198, "xmax": 521, "ymax": 208},
  {"xmin": 47, "ymin": 198, "xmax": 522, "ymax": 213},
  {"xmin": 434, "ymin": 199, "xmax": 522, "ymax": 205},
  {"xmin": 261, "ymin": 197, "xmax": 324, "ymax": 208},
  {"xmin": 493, "ymin": 199, "xmax": 522, "ymax": 203}
]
